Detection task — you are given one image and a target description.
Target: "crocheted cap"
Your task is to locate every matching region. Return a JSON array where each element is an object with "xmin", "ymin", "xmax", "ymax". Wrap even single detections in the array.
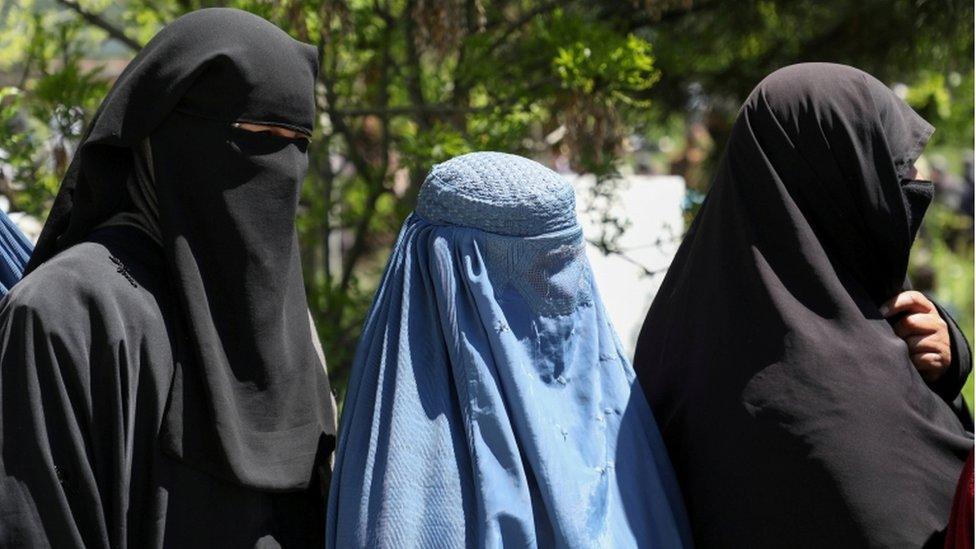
[{"xmin": 416, "ymin": 152, "xmax": 578, "ymax": 236}]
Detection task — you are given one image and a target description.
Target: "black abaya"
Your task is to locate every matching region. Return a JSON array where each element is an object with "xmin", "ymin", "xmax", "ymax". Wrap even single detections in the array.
[
  {"xmin": 633, "ymin": 63, "xmax": 973, "ymax": 548},
  {"xmin": 0, "ymin": 227, "xmax": 325, "ymax": 548},
  {"xmin": 0, "ymin": 8, "xmax": 334, "ymax": 547},
  {"xmin": 25, "ymin": 7, "xmax": 335, "ymax": 492}
]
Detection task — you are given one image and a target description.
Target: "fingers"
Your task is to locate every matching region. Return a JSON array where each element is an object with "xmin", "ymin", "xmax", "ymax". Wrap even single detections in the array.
[
  {"xmin": 904, "ymin": 333, "xmax": 950, "ymax": 355},
  {"xmin": 910, "ymin": 352, "xmax": 949, "ymax": 383},
  {"xmin": 884, "ymin": 292, "xmax": 952, "ymax": 382},
  {"xmin": 892, "ymin": 311, "xmax": 947, "ymax": 339},
  {"xmin": 897, "ymin": 311, "xmax": 952, "ymax": 382},
  {"xmin": 880, "ymin": 290, "xmax": 936, "ymax": 318}
]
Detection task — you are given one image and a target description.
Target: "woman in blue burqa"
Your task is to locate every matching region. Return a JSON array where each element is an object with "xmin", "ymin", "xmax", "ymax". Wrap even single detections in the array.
[{"xmin": 327, "ymin": 152, "xmax": 691, "ymax": 548}]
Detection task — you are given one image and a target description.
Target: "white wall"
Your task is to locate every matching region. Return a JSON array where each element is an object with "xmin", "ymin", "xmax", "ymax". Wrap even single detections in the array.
[{"xmin": 571, "ymin": 174, "xmax": 686, "ymax": 358}]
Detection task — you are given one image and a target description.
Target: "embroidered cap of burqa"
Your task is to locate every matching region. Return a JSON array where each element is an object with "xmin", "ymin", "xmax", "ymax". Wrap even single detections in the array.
[
  {"xmin": 633, "ymin": 63, "xmax": 973, "ymax": 547},
  {"xmin": 25, "ymin": 8, "xmax": 334, "ymax": 490}
]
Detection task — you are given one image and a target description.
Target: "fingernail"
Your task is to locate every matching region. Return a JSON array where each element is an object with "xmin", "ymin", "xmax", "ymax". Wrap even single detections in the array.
[{"xmin": 879, "ymin": 304, "xmax": 889, "ymax": 316}]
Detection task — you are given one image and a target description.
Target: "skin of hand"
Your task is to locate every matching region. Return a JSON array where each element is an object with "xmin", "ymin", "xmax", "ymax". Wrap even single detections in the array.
[
  {"xmin": 234, "ymin": 121, "xmax": 309, "ymax": 140},
  {"xmin": 880, "ymin": 290, "xmax": 951, "ymax": 383}
]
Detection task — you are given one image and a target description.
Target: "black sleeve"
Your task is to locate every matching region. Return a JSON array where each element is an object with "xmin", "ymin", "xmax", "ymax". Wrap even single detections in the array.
[
  {"xmin": 0, "ymin": 298, "xmax": 110, "ymax": 548},
  {"xmin": 930, "ymin": 300, "xmax": 973, "ymax": 430}
]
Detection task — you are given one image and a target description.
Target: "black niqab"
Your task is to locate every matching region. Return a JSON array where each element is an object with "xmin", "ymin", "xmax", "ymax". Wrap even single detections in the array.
[
  {"xmin": 633, "ymin": 63, "xmax": 972, "ymax": 548},
  {"xmin": 27, "ymin": 8, "xmax": 334, "ymax": 491}
]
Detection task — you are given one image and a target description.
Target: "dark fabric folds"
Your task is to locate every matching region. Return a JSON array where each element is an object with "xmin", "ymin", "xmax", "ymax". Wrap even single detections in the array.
[
  {"xmin": 633, "ymin": 63, "xmax": 973, "ymax": 548},
  {"xmin": 0, "ymin": 226, "xmax": 327, "ymax": 548},
  {"xmin": 24, "ymin": 7, "xmax": 334, "ymax": 491}
]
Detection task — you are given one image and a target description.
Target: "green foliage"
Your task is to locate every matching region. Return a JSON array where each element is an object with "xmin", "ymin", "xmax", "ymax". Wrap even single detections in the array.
[
  {"xmin": 907, "ymin": 70, "xmax": 974, "ymax": 149},
  {"xmin": 638, "ymin": 0, "xmax": 974, "ymax": 189},
  {"xmin": 0, "ymin": 2, "xmax": 114, "ymax": 215},
  {"xmin": 0, "ymin": 0, "xmax": 971, "ymax": 403},
  {"xmin": 554, "ymin": 32, "xmax": 657, "ymax": 101}
]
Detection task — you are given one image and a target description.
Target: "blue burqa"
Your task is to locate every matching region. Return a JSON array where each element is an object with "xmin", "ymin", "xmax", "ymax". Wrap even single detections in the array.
[
  {"xmin": 0, "ymin": 209, "xmax": 31, "ymax": 296},
  {"xmin": 327, "ymin": 152, "xmax": 691, "ymax": 548}
]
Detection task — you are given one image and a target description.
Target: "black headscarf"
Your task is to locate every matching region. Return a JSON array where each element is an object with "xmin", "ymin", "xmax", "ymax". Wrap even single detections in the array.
[
  {"xmin": 27, "ymin": 8, "xmax": 334, "ymax": 491},
  {"xmin": 633, "ymin": 63, "xmax": 972, "ymax": 547}
]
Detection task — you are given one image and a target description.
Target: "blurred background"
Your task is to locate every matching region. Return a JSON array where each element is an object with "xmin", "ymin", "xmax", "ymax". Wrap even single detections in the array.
[{"xmin": 0, "ymin": 0, "xmax": 971, "ymax": 405}]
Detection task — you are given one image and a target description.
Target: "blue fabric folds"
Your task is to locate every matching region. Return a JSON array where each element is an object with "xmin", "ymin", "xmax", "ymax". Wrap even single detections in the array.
[
  {"xmin": 327, "ymin": 152, "xmax": 690, "ymax": 548},
  {"xmin": 0, "ymin": 209, "xmax": 31, "ymax": 296}
]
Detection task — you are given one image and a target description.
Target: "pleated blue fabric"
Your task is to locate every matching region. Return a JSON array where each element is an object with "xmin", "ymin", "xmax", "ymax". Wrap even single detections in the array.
[
  {"xmin": 0, "ymin": 209, "xmax": 31, "ymax": 296},
  {"xmin": 327, "ymin": 152, "xmax": 691, "ymax": 548}
]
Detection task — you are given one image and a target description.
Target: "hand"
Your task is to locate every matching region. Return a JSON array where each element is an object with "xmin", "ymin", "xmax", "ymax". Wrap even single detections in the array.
[{"xmin": 880, "ymin": 291, "xmax": 951, "ymax": 383}]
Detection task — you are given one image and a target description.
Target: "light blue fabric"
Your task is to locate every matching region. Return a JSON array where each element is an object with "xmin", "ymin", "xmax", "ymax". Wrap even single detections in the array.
[
  {"xmin": 0, "ymin": 209, "xmax": 31, "ymax": 296},
  {"xmin": 327, "ymin": 152, "xmax": 691, "ymax": 548}
]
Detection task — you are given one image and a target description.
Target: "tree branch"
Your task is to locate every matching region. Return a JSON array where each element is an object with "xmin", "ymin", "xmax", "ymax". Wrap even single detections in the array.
[
  {"xmin": 485, "ymin": 0, "xmax": 561, "ymax": 55},
  {"xmin": 331, "ymin": 103, "xmax": 494, "ymax": 117},
  {"xmin": 402, "ymin": 0, "xmax": 431, "ymax": 130},
  {"xmin": 337, "ymin": 183, "xmax": 389, "ymax": 294},
  {"xmin": 624, "ymin": 1, "xmax": 721, "ymax": 32},
  {"xmin": 334, "ymin": 13, "xmax": 395, "ymax": 297},
  {"xmin": 446, "ymin": 0, "xmax": 481, "ymax": 131},
  {"xmin": 55, "ymin": 0, "xmax": 142, "ymax": 52},
  {"xmin": 586, "ymin": 238, "xmax": 671, "ymax": 278}
]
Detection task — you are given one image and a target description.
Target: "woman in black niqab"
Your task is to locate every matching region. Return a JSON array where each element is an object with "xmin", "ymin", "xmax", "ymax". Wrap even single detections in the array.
[
  {"xmin": 0, "ymin": 8, "xmax": 335, "ymax": 548},
  {"xmin": 633, "ymin": 63, "xmax": 973, "ymax": 548}
]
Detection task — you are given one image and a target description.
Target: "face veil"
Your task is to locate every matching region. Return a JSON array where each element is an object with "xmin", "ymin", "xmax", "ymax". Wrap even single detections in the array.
[{"xmin": 27, "ymin": 8, "xmax": 334, "ymax": 491}]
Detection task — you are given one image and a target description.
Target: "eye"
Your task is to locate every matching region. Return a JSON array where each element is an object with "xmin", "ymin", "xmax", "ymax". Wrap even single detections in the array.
[
  {"xmin": 227, "ymin": 125, "xmax": 309, "ymax": 155},
  {"xmin": 233, "ymin": 122, "xmax": 309, "ymax": 142}
]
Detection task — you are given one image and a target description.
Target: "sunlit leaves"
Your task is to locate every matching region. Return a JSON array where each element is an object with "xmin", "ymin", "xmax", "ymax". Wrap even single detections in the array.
[
  {"xmin": 554, "ymin": 34, "xmax": 658, "ymax": 103},
  {"xmin": 1, "ymin": 0, "xmax": 969, "ymax": 398},
  {"xmin": 906, "ymin": 70, "xmax": 973, "ymax": 147}
]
